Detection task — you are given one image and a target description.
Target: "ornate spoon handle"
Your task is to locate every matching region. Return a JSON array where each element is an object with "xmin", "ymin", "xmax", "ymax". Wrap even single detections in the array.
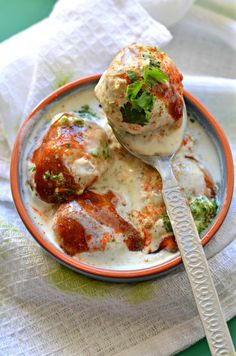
[{"xmin": 158, "ymin": 159, "xmax": 235, "ymax": 356}]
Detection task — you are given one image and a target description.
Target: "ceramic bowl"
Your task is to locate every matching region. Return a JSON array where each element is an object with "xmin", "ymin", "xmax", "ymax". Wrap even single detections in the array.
[{"xmin": 10, "ymin": 74, "xmax": 234, "ymax": 282}]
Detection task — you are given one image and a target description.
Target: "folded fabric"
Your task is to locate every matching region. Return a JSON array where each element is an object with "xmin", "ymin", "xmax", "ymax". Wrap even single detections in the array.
[{"xmin": 0, "ymin": 0, "xmax": 172, "ymax": 150}]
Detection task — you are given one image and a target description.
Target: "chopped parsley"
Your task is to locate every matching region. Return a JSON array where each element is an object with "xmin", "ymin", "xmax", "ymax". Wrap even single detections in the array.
[
  {"xmin": 132, "ymin": 91, "xmax": 154, "ymax": 112},
  {"xmin": 43, "ymin": 171, "xmax": 64, "ymax": 186},
  {"xmin": 126, "ymin": 81, "xmax": 143, "ymax": 101},
  {"xmin": 121, "ymin": 104, "xmax": 148, "ymax": 126},
  {"xmin": 73, "ymin": 117, "xmax": 84, "ymax": 127},
  {"xmin": 123, "ymin": 81, "xmax": 154, "ymax": 126},
  {"xmin": 90, "ymin": 141, "xmax": 110, "ymax": 159},
  {"xmin": 58, "ymin": 115, "xmax": 69, "ymax": 126},
  {"xmin": 127, "ymin": 70, "xmax": 138, "ymax": 83},
  {"xmin": 149, "ymin": 58, "xmax": 161, "ymax": 68},
  {"xmin": 43, "ymin": 171, "xmax": 51, "ymax": 180},
  {"xmin": 78, "ymin": 104, "xmax": 98, "ymax": 120},
  {"xmin": 57, "ymin": 114, "xmax": 84, "ymax": 127},
  {"xmin": 54, "ymin": 187, "xmax": 75, "ymax": 199},
  {"xmin": 64, "ymin": 188, "xmax": 75, "ymax": 195},
  {"xmin": 121, "ymin": 55, "xmax": 168, "ymax": 126},
  {"xmin": 190, "ymin": 196, "xmax": 218, "ymax": 234},
  {"xmin": 81, "ymin": 104, "xmax": 90, "ymax": 112},
  {"xmin": 31, "ymin": 166, "xmax": 36, "ymax": 172},
  {"xmin": 143, "ymin": 65, "xmax": 168, "ymax": 85},
  {"xmin": 142, "ymin": 53, "xmax": 151, "ymax": 59},
  {"xmin": 65, "ymin": 143, "xmax": 71, "ymax": 148},
  {"xmin": 162, "ymin": 195, "xmax": 218, "ymax": 235},
  {"xmin": 162, "ymin": 213, "xmax": 173, "ymax": 233},
  {"xmin": 101, "ymin": 142, "xmax": 110, "ymax": 159}
]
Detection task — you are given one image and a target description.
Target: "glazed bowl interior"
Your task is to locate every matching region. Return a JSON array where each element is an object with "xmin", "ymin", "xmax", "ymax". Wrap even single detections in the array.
[{"xmin": 10, "ymin": 74, "xmax": 234, "ymax": 282}]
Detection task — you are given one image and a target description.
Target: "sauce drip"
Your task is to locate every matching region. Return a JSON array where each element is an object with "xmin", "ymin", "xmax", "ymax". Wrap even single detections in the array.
[
  {"xmin": 55, "ymin": 215, "xmax": 89, "ymax": 255},
  {"xmin": 32, "ymin": 114, "xmax": 89, "ymax": 203},
  {"xmin": 54, "ymin": 190, "xmax": 144, "ymax": 255}
]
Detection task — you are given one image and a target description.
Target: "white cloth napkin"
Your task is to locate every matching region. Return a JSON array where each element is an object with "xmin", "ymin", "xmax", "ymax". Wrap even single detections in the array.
[{"xmin": 0, "ymin": 0, "xmax": 236, "ymax": 355}]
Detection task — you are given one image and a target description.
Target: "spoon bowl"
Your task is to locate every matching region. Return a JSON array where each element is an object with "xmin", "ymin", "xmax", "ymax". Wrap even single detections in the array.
[
  {"xmin": 110, "ymin": 101, "xmax": 187, "ymax": 166},
  {"xmin": 111, "ymin": 101, "xmax": 187, "ymax": 159}
]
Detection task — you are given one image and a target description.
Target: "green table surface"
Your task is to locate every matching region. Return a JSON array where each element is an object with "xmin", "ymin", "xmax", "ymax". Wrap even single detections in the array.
[{"xmin": 0, "ymin": 0, "xmax": 235, "ymax": 355}]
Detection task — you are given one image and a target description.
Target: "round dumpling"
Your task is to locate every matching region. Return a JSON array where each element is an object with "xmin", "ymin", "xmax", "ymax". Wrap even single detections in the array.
[
  {"xmin": 53, "ymin": 190, "xmax": 144, "ymax": 256},
  {"xmin": 29, "ymin": 112, "xmax": 110, "ymax": 203},
  {"xmin": 95, "ymin": 43, "xmax": 183, "ymax": 135},
  {"xmin": 172, "ymin": 154, "xmax": 215, "ymax": 199}
]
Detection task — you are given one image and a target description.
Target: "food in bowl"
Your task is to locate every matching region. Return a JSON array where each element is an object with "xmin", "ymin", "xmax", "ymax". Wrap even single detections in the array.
[
  {"xmin": 24, "ymin": 45, "xmax": 220, "ymax": 270},
  {"xmin": 95, "ymin": 43, "xmax": 185, "ymax": 156},
  {"xmin": 29, "ymin": 112, "xmax": 110, "ymax": 203},
  {"xmin": 52, "ymin": 146, "xmax": 217, "ymax": 257},
  {"xmin": 26, "ymin": 95, "xmax": 218, "ymax": 267},
  {"xmin": 95, "ymin": 43, "xmax": 183, "ymax": 135}
]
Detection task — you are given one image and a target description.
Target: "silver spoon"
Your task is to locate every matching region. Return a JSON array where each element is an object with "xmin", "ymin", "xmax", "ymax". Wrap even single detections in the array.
[{"xmin": 111, "ymin": 102, "xmax": 235, "ymax": 355}]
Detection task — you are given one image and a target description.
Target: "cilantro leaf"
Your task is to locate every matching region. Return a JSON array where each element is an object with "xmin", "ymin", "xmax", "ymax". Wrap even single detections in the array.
[
  {"xmin": 143, "ymin": 66, "xmax": 168, "ymax": 84},
  {"xmin": 77, "ymin": 104, "xmax": 98, "ymax": 120},
  {"xmin": 162, "ymin": 196, "xmax": 218, "ymax": 235},
  {"xmin": 122, "ymin": 77, "xmax": 154, "ymax": 126},
  {"xmin": 127, "ymin": 70, "xmax": 138, "ymax": 83},
  {"xmin": 132, "ymin": 91, "xmax": 154, "ymax": 112},
  {"xmin": 150, "ymin": 58, "xmax": 160, "ymax": 68},
  {"xmin": 120, "ymin": 104, "xmax": 149, "ymax": 126},
  {"xmin": 126, "ymin": 81, "xmax": 144, "ymax": 101},
  {"xmin": 120, "ymin": 53, "xmax": 168, "ymax": 126},
  {"xmin": 162, "ymin": 214, "xmax": 173, "ymax": 233},
  {"xmin": 73, "ymin": 117, "xmax": 84, "ymax": 127},
  {"xmin": 142, "ymin": 53, "xmax": 151, "ymax": 59}
]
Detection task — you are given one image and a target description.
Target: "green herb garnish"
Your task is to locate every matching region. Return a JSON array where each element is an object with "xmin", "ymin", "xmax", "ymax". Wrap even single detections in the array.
[
  {"xmin": 142, "ymin": 53, "xmax": 151, "ymax": 59},
  {"xmin": 162, "ymin": 195, "xmax": 218, "ymax": 235},
  {"xmin": 73, "ymin": 117, "xmax": 84, "ymax": 127},
  {"xmin": 120, "ymin": 104, "xmax": 148, "ymax": 126},
  {"xmin": 162, "ymin": 214, "xmax": 173, "ymax": 233},
  {"xmin": 65, "ymin": 143, "xmax": 71, "ymax": 148},
  {"xmin": 143, "ymin": 66, "xmax": 168, "ymax": 84},
  {"xmin": 58, "ymin": 116, "xmax": 69, "ymax": 126},
  {"xmin": 31, "ymin": 166, "xmax": 36, "ymax": 172},
  {"xmin": 54, "ymin": 187, "xmax": 75, "ymax": 198},
  {"xmin": 90, "ymin": 141, "xmax": 110, "ymax": 159},
  {"xmin": 121, "ymin": 54, "xmax": 168, "ymax": 126},
  {"xmin": 43, "ymin": 171, "xmax": 51, "ymax": 180},
  {"xmin": 101, "ymin": 142, "xmax": 110, "ymax": 159},
  {"xmin": 81, "ymin": 104, "xmax": 90, "ymax": 112},
  {"xmin": 127, "ymin": 70, "xmax": 138, "ymax": 83},
  {"xmin": 132, "ymin": 91, "xmax": 154, "ymax": 112},
  {"xmin": 123, "ymin": 81, "xmax": 154, "ymax": 126},
  {"xmin": 78, "ymin": 104, "xmax": 98, "ymax": 120},
  {"xmin": 54, "ymin": 187, "xmax": 63, "ymax": 199},
  {"xmin": 64, "ymin": 188, "xmax": 75, "ymax": 195},
  {"xmin": 43, "ymin": 171, "xmax": 64, "ymax": 186},
  {"xmin": 149, "ymin": 58, "xmax": 161, "ymax": 68},
  {"xmin": 190, "ymin": 196, "xmax": 218, "ymax": 234},
  {"xmin": 126, "ymin": 81, "xmax": 143, "ymax": 101}
]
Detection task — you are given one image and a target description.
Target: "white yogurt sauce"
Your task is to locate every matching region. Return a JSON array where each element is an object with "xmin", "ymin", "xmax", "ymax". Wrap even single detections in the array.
[
  {"xmin": 22, "ymin": 87, "xmax": 221, "ymax": 270},
  {"xmin": 120, "ymin": 120, "xmax": 185, "ymax": 156}
]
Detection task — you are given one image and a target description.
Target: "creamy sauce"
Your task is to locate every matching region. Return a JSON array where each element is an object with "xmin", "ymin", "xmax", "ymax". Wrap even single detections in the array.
[
  {"xmin": 22, "ymin": 86, "xmax": 221, "ymax": 270},
  {"xmin": 120, "ymin": 119, "xmax": 185, "ymax": 156}
]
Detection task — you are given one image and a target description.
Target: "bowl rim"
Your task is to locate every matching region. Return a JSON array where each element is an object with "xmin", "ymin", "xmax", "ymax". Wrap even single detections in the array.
[{"xmin": 10, "ymin": 73, "xmax": 234, "ymax": 280}]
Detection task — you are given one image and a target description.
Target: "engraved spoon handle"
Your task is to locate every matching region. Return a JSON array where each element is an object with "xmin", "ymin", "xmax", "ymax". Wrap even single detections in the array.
[{"xmin": 158, "ymin": 159, "xmax": 235, "ymax": 356}]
